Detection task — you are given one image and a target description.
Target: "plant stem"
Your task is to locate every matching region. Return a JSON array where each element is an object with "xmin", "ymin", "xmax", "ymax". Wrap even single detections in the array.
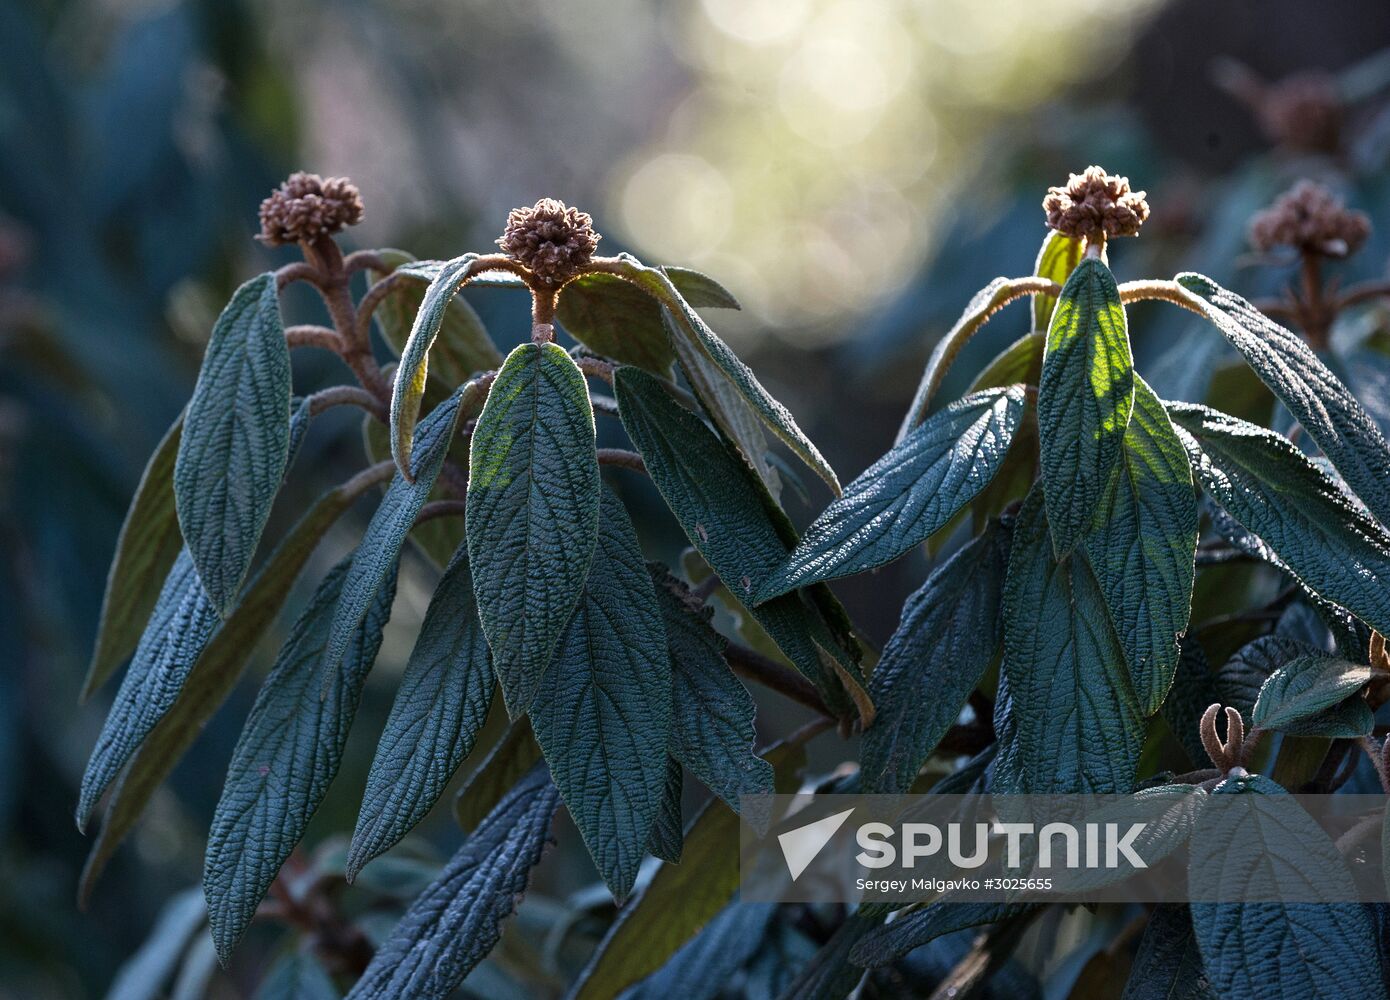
[
  {"xmin": 724, "ymin": 642, "xmax": 833, "ymax": 718},
  {"xmin": 307, "ymin": 385, "xmax": 387, "ymax": 420},
  {"xmin": 596, "ymin": 448, "xmax": 646, "ymax": 473}
]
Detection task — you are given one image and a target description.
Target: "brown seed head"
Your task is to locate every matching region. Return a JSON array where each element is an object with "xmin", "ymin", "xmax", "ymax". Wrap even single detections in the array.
[
  {"xmin": 1248, "ymin": 180, "xmax": 1369, "ymax": 257},
  {"xmin": 257, "ymin": 172, "xmax": 364, "ymax": 247},
  {"xmin": 497, "ymin": 198, "xmax": 600, "ymax": 284},
  {"xmin": 1256, "ymin": 72, "xmax": 1342, "ymax": 154},
  {"xmin": 1043, "ymin": 166, "xmax": 1150, "ymax": 242}
]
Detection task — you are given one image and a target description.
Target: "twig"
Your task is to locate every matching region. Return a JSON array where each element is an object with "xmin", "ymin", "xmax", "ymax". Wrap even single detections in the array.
[
  {"xmin": 307, "ymin": 385, "xmax": 387, "ymax": 421},
  {"xmin": 353, "ymin": 270, "xmax": 412, "ymax": 344},
  {"xmin": 415, "ymin": 499, "xmax": 469, "ymax": 526},
  {"xmin": 275, "ymin": 261, "xmax": 322, "ymax": 291},
  {"xmin": 725, "ymin": 642, "xmax": 832, "ymax": 718},
  {"xmin": 596, "ymin": 448, "xmax": 646, "ymax": 473},
  {"xmin": 285, "ymin": 324, "xmax": 342, "ymax": 351},
  {"xmin": 576, "ymin": 356, "xmax": 617, "ymax": 384}
]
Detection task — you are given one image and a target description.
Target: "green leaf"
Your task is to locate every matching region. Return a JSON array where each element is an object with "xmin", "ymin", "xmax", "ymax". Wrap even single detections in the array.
[
  {"xmin": 77, "ymin": 550, "xmax": 219, "ymax": 828},
  {"xmin": 621, "ymin": 900, "xmax": 777, "ymax": 1000},
  {"xmin": 1037, "ymin": 257, "xmax": 1134, "ymax": 554},
  {"xmin": 77, "ymin": 480, "xmax": 374, "ymax": 901},
  {"xmin": 467, "ymin": 341, "xmax": 599, "ymax": 716},
  {"xmin": 648, "ymin": 758, "xmax": 685, "ymax": 864},
  {"xmin": 1121, "ymin": 905, "xmax": 1216, "ymax": 1000},
  {"xmin": 1189, "ymin": 774, "xmax": 1386, "ymax": 1000},
  {"xmin": 673, "ymin": 335, "xmax": 782, "ymax": 499},
  {"xmin": 616, "ymin": 366, "xmax": 864, "ymax": 719},
  {"xmin": 1178, "ymin": 273, "xmax": 1390, "ymax": 528},
  {"xmin": 84, "ymin": 412, "xmax": 185, "ymax": 701},
  {"xmin": 556, "ymin": 274, "xmax": 677, "ymax": 375},
  {"xmin": 530, "ymin": 489, "xmax": 671, "ymax": 900},
  {"xmin": 967, "ymin": 332, "xmax": 1044, "ymax": 394},
  {"xmin": 204, "ymin": 556, "xmax": 397, "ymax": 963},
  {"xmin": 1217, "ymin": 635, "xmax": 1323, "ymax": 726},
  {"xmin": 601, "ymin": 256, "xmax": 835, "ymax": 492},
  {"xmin": 554, "ymin": 267, "xmax": 741, "ymax": 377},
  {"xmin": 778, "ymin": 913, "xmax": 878, "ymax": 999},
  {"xmin": 860, "ymin": 523, "xmax": 1009, "ymax": 794},
  {"xmin": 569, "ymin": 740, "xmax": 807, "ymax": 1000},
  {"xmin": 1033, "ymin": 231, "xmax": 1084, "ymax": 330},
  {"xmin": 453, "ymin": 720, "xmax": 543, "ymax": 833},
  {"xmin": 1251, "ymin": 655, "xmax": 1373, "ymax": 736},
  {"xmin": 1002, "ymin": 487, "xmax": 1143, "ymax": 792},
  {"xmin": 1082, "ymin": 378, "xmax": 1198, "ymax": 715},
  {"xmin": 370, "ymin": 249, "xmax": 502, "ymax": 387},
  {"xmin": 347, "ymin": 545, "xmax": 494, "ymax": 882},
  {"xmin": 324, "ymin": 384, "xmax": 468, "ymax": 686},
  {"xmin": 345, "ymin": 765, "xmax": 560, "ymax": 1000},
  {"xmin": 757, "ymin": 387, "xmax": 1026, "ymax": 600},
  {"xmin": 175, "ymin": 272, "xmax": 291, "ymax": 613},
  {"xmin": 389, "ymin": 253, "xmax": 483, "ymax": 475},
  {"xmin": 255, "ymin": 951, "xmax": 340, "ymax": 1000},
  {"xmin": 651, "ymin": 569, "xmax": 773, "ymax": 814},
  {"xmin": 850, "ymin": 897, "xmax": 1034, "ymax": 969},
  {"xmin": 360, "ymin": 410, "xmax": 464, "ymax": 572},
  {"xmin": 1168, "ymin": 402, "xmax": 1390, "ymax": 635},
  {"xmin": 1161, "ymin": 641, "xmax": 1223, "ymax": 771}
]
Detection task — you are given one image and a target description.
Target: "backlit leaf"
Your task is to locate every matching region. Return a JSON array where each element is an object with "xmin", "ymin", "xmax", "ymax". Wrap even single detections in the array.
[
  {"xmin": 467, "ymin": 342, "xmax": 599, "ymax": 717},
  {"xmin": 1251, "ymin": 655, "xmax": 1373, "ymax": 737},
  {"xmin": 174, "ymin": 273, "xmax": 291, "ymax": 613}
]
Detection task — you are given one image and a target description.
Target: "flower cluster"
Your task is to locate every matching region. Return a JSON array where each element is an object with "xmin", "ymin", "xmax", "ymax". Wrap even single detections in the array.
[
  {"xmin": 1248, "ymin": 180, "xmax": 1369, "ymax": 257},
  {"xmin": 257, "ymin": 172, "xmax": 364, "ymax": 247},
  {"xmin": 1042, "ymin": 166, "xmax": 1150, "ymax": 242},
  {"xmin": 497, "ymin": 198, "xmax": 601, "ymax": 284}
]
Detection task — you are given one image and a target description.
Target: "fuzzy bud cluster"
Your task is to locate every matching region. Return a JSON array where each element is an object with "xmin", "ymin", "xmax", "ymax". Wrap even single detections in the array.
[
  {"xmin": 1248, "ymin": 180, "xmax": 1369, "ymax": 257},
  {"xmin": 257, "ymin": 172, "xmax": 364, "ymax": 247},
  {"xmin": 497, "ymin": 198, "xmax": 600, "ymax": 284},
  {"xmin": 1042, "ymin": 166, "xmax": 1150, "ymax": 242}
]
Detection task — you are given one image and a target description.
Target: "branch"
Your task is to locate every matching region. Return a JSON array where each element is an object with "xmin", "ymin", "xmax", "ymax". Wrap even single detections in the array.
[
  {"xmin": 575, "ymin": 356, "xmax": 617, "ymax": 384},
  {"xmin": 353, "ymin": 270, "xmax": 412, "ymax": 344},
  {"xmin": 285, "ymin": 324, "xmax": 342, "ymax": 351},
  {"xmin": 342, "ymin": 249, "xmax": 388, "ymax": 275},
  {"xmin": 415, "ymin": 499, "xmax": 469, "ymax": 526},
  {"xmin": 276, "ymin": 261, "xmax": 323, "ymax": 291},
  {"xmin": 307, "ymin": 385, "xmax": 386, "ymax": 420},
  {"xmin": 724, "ymin": 642, "xmax": 832, "ymax": 718},
  {"xmin": 596, "ymin": 448, "xmax": 646, "ymax": 473}
]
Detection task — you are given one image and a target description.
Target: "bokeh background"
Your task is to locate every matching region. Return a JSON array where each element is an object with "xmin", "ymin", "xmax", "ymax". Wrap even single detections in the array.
[{"xmin": 4, "ymin": 0, "xmax": 1390, "ymax": 996}]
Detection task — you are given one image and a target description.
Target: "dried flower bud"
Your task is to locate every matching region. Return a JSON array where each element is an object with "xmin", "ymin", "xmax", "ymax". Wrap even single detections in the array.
[
  {"xmin": 257, "ymin": 172, "xmax": 364, "ymax": 247},
  {"xmin": 1256, "ymin": 72, "xmax": 1342, "ymax": 154},
  {"xmin": 497, "ymin": 198, "xmax": 600, "ymax": 284},
  {"xmin": 1248, "ymin": 180, "xmax": 1369, "ymax": 257},
  {"xmin": 1042, "ymin": 166, "xmax": 1150, "ymax": 242}
]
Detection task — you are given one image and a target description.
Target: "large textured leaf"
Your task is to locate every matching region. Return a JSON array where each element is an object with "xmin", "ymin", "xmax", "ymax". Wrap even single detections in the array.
[
  {"xmin": 175, "ymin": 272, "xmax": 291, "ymax": 613},
  {"xmin": 1002, "ymin": 487, "xmax": 1143, "ymax": 792},
  {"xmin": 555, "ymin": 267, "xmax": 740, "ymax": 377},
  {"xmin": 569, "ymin": 741, "xmax": 807, "ymax": 1000},
  {"xmin": 777, "ymin": 913, "xmax": 878, "ymax": 999},
  {"xmin": 348, "ymin": 545, "xmax": 494, "ymax": 882},
  {"xmin": 77, "ymin": 550, "xmax": 219, "ymax": 828},
  {"xmin": 78, "ymin": 480, "xmax": 374, "ymax": 900},
  {"xmin": 757, "ymin": 387, "xmax": 1025, "ymax": 600},
  {"xmin": 648, "ymin": 758, "xmax": 685, "ymax": 864},
  {"xmin": 1082, "ymin": 378, "xmax": 1197, "ymax": 715},
  {"xmin": 1251, "ymin": 655, "xmax": 1373, "ymax": 736},
  {"xmin": 1121, "ymin": 905, "xmax": 1215, "ymax": 1000},
  {"xmin": 389, "ymin": 253, "xmax": 480, "ymax": 474},
  {"xmin": 84, "ymin": 412, "xmax": 185, "ymax": 700},
  {"xmin": 530, "ymin": 490, "xmax": 670, "ymax": 900},
  {"xmin": 324, "ymin": 384, "xmax": 468, "ymax": 685},
  {"xmin": 651, "ymin": 569, "xmax": 772, "ymax": 813},
  {"xmin": 371, "ymin": 248, "xmax": 502, "ymax": 386},
  {"xmin": 1189, "ymin": 774, "xmax": 1385, "ymax": 1000},
  {"xmin": 602, "ymin": 257, "xmax": 836, "ymax": 492},
  {"xmin": 468, "ymin": 342, "xmax": 599, "ymax": 717},
  {"xmin": 204, "ymin": 557, "xmax": 397, "ymax": 963},
  {"xmin": 1161, "ymin": 641, "xmax": 1222, "ymax": 771},
  {"xmin": 1037, "ymin": 257, "xmax": 1134, "ymax": 554},
  {"xmin": 1168, "ymin": 402, "xmax": 1390, "ymax": 635},
  {"xmin": 1032, "ymin": 230, "xmax": 1084, "ymax": 330},
  {"xmin": 1178, "ymin": 272, "xmax": 1390, "ymax": 528},
  {"xmin": 1215, "ymin": 635, "xmax": 1318, "ymax": 726},
  {"xmin": 859, "ymin": 523, "xmax": 1009, "ymax": 794},
  {"xmin": 345, "ymin": 764, "xmax": 560, "ymax": 1000},
  {"xmin": 616, "ymin": 367, "xmax": 862, "ymax": 718}
]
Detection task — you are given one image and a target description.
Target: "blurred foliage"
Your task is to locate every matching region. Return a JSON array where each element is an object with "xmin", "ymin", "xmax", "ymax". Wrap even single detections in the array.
[{"xmin": 2, "ymin": 0, "xmax": 1390, "ymax": 995}]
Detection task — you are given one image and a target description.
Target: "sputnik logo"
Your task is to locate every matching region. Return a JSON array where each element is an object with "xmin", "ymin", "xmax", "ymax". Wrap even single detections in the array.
[{"xmin": 777, "ymin": 808, "xmax": 855, "ymax": 880}]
